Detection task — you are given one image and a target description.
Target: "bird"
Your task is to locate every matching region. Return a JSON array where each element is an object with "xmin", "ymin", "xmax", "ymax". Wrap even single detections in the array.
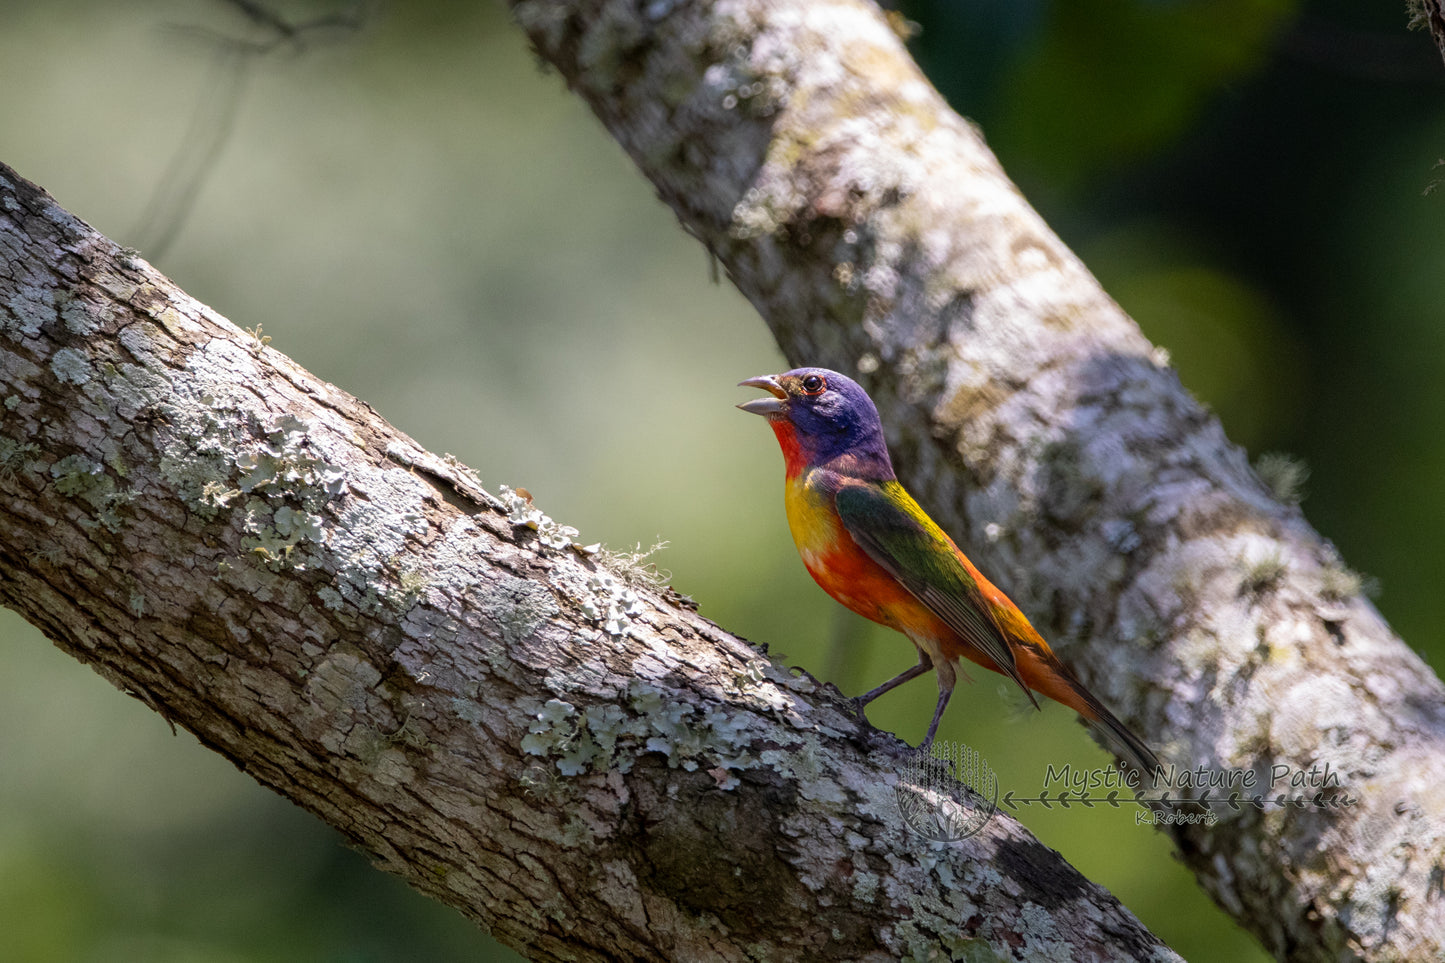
[{"xmin": 738, "ymin": 366, "xmax": 1161, "ymax": 776}]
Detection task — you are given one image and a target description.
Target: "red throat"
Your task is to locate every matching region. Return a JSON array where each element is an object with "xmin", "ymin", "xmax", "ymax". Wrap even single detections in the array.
[{"xmin": 769, "ymin": 419, "xmax": 808, "ymax": 477}]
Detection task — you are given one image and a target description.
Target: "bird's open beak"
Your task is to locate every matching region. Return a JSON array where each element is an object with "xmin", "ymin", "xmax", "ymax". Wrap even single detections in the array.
[{"xmin": 737, "ymin": 375, "xmax": 787, "ymax": 416}]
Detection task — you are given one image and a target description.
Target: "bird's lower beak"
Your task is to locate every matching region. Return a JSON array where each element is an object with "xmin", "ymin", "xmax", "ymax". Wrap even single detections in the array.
[{"xmin": 737, "ymin": 375, "xmax": 787, "ymax": 416}]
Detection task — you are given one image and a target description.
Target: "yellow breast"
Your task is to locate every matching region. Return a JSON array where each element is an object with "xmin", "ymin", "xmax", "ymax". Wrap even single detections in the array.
[
  {"xmin": 781, "ymin": 471, "xmax": 948, "ymax": 643},
  {"xmin": 784, "ymin": 472, "xmax": 842, "ymax": 569},
  {"xmin": 783, "ymin": 472, "xmax": 891, "ymax": 620}
]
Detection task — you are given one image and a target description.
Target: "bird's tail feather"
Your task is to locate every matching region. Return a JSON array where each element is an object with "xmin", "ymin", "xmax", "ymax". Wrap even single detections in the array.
[
  {"xmin": 1011, "ymin": 645, "xmax": 1164, "ymax": 783},
  {"xmin": 1085, "ymin": 706, "xmax": 1164, "ymax": 787}
]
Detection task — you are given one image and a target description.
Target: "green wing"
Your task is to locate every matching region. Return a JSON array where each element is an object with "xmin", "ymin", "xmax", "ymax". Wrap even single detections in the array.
[{"xmin": 834, "ymin": 481, "xmax": 1039, "ymax": 708}]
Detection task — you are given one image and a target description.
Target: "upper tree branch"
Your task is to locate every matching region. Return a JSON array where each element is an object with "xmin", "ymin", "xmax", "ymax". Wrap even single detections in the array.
[
  {"xmin": 1413, "ymin": 0, "xmax": 1445, "ymax": 67},
  {"xmin": 0, "ymin": 165, "xmax": 1175, "ymax": 961},
  {"xmin": 506, "ymin": 0, "xmax": 1445, "ymax": 960}
]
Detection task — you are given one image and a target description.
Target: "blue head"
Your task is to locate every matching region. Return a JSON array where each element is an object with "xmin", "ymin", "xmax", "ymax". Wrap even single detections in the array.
[{"xmin": 738, "ymin": 367, "xmax": 894, "ymax": 477}]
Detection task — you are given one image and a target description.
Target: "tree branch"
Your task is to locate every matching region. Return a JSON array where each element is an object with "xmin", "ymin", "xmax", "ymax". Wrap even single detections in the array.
[
  {"xmin": 505, "ymin": 0, "xmax": 1445, "ymax": 960},
  {"xmin": 1413, "ymin": 0, "xmax": 1445, "ymax": 67},
  {"xmin": 1, "ymin": 164, "xmax": 1175, "ymax": 961}
]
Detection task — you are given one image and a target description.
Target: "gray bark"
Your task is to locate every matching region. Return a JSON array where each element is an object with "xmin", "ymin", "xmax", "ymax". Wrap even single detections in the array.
[
  {"xmin": 1, "ymin": 162, "xmax": 1178, "ymax": 962},
  {"xmin": 505, "ymin": 0, "xmax": 1445, "ymax": 960}
]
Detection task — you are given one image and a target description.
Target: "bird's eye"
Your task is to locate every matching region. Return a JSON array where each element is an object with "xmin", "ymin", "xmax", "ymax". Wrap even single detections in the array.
[{"xmin": 800, "ymin": 374, "xmax": 826, "ymax": 395}]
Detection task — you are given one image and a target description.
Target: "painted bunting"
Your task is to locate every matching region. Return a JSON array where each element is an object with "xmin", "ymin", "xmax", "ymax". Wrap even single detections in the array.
[{"xmin": 739, "ymin": 367, "xmax": 1161, "ymax": 775}]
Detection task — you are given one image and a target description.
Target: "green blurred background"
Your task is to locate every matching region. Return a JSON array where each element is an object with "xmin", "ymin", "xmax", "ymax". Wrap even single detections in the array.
[{"xmin": 1, "ymin": 1, "xmax": 1441, "ymax": 960}]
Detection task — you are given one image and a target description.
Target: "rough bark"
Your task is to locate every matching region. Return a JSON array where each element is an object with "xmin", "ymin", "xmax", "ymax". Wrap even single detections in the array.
[
  {"xmin": 1414, "ymin": 0, "xmax": 1445, "ymax": 67},
  {"xmin": 0, "ymin": 164, "xmax": 1181, "ymax": 961},
  {"xmin": 504, "ymin": 1, "xmax": 1445, "ymax": 960}
]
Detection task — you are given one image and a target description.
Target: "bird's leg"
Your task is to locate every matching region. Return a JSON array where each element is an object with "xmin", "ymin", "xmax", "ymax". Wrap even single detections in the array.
[
  {"xmin": 855, "ymin": 651, "xmax": 934, "ymax": 711},
  {"xmin": 918, "ymin": 688, "xmax": 953, "ymax": 752},
  {"xmin": 853, "ymin": 652, "xmax": 934, "ymax": 733},
  {"xmin": 918, "ymin": 660, "xmax": 958, "ymax": 753}
]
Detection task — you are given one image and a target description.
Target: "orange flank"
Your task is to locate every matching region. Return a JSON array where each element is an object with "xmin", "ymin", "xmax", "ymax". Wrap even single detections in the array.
[
  {"xmin": 784, "ymin": 471, "xmax": 968, "ymax": 665},
  {"xmin": 786, "ymin": 464, "xmax": 1100, "ymax": 707}
]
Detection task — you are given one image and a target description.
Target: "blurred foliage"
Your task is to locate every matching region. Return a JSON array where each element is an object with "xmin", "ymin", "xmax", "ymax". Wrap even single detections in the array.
[
  {"xmin": 1, "ymin": 1, "xmax": 1442, "ymax": 961},
  {"xmin": 994, "ymin": 0, "xmax": 1295, "ymax": 187}
]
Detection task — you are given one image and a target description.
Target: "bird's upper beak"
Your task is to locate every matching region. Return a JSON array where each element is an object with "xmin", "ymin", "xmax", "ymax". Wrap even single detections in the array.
[{"xmin": 737, "ymin": 375, "xmax": 787, "ymax": 417}]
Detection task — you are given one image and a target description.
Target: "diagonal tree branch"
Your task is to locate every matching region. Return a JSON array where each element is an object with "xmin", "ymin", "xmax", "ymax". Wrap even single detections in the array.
[
  {"xmin": 1, "ymin": 164, "xmax": 1176, "ymax": 961},
  {"xmin": 504, "ymin": 0, "xmax": 1445, "ymax": 960}
]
